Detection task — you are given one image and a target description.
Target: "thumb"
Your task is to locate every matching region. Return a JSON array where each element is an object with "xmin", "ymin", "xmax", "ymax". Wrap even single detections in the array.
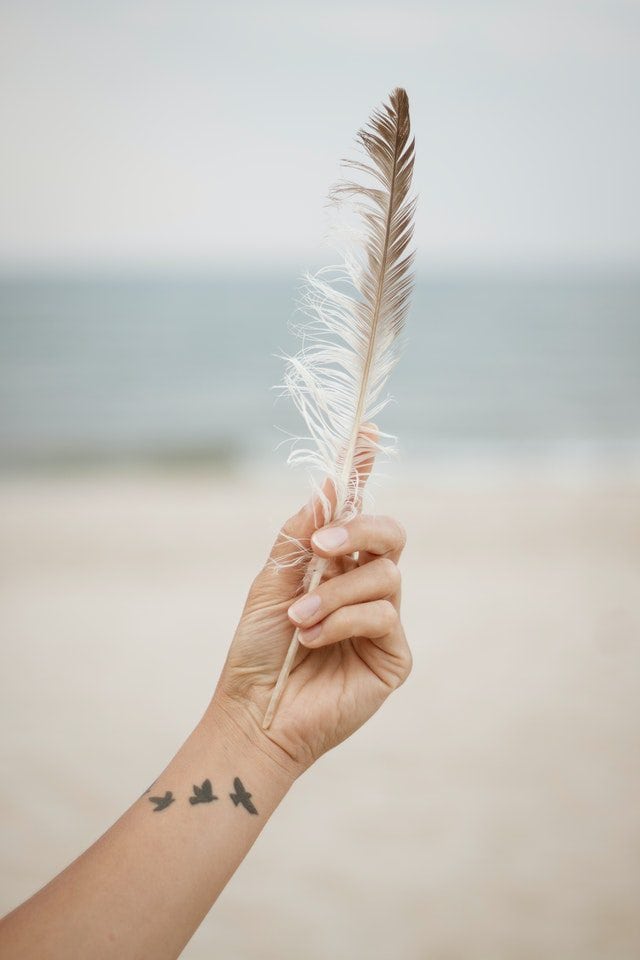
[
  {"xmin": 268, "ymin": 421, "xmax": 379, "ymax": 572},
  {"xmin": 268, "ymin": 475, "xmax": 336, "ymax": 572}
]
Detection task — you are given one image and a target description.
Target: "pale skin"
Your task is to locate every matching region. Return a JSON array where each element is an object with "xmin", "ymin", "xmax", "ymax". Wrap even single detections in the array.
[{"xmin": 0, "ymin": 458, "xmax": 411, "ymax": 959}]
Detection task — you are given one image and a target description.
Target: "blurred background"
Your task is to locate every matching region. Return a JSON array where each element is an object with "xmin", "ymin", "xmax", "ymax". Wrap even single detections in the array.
[{"xmin": 1, "ymin": 2, "xmax": 639, "ymax": 958}]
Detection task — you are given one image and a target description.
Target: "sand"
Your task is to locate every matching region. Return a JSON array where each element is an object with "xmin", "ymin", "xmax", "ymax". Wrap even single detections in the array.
[{"xmin": 1, "ymin": 465, "xmax": 639, "ymax": 959}]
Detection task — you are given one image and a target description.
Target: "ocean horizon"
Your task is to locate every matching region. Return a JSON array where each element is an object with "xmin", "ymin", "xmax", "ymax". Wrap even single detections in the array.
[{"xmin": 1, "ymin": 268, "xmax": 639, "ymax": 473}]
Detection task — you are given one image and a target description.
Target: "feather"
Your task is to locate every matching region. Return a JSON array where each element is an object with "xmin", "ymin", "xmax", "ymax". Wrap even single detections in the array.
[{"xmin": 262, "ymin": 87, "xmax": 416, "ymax": 729}]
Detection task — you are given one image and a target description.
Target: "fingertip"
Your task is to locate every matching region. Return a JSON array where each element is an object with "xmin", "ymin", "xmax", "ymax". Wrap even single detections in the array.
[
  {"xmin": 288, "ymin": 592, "xmax": 321, "ymax": 625},
  {"xmin": 311, "ymin": 525, "xmax": 349, "ymax": 555}
]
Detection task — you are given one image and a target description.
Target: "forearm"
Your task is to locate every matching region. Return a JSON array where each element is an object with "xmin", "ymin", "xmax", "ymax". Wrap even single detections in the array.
[
  {"xmin": 1, "ymin": 493, "xmax": 410, "ymax": 958},
  {"xmin": 0, "ymin": 701, "xmax": 295, "ymax": 960}
]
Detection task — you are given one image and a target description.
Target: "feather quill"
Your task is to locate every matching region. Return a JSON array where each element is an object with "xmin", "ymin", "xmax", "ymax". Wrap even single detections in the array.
[{"xmin": 263, "ymin": 87, "xmax": 416, "ymax": 729}]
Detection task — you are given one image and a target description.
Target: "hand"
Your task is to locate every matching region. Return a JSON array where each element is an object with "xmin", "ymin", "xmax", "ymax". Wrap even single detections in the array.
[{"xmin": 211, "ymin": 468, "xmax": 411, "ymax": 779}]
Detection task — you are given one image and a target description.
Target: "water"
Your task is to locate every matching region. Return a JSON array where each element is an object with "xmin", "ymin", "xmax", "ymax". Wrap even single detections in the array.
[{"xmin": 1, "ymin": 271, "xmax": 639, "ymax": 469}]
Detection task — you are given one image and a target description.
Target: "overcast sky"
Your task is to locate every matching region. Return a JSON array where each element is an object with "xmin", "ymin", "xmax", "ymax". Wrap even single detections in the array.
[{"xmin": 1, "ymin": 0, "xmax": 639, "ymax": 271}]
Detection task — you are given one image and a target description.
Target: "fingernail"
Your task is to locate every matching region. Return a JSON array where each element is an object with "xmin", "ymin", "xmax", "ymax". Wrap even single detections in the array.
[
  {"xmin": 299, "ymin": 623, "xmax": 322, "ymax": 646},
  {"xmin": 312, "ymin": 526, "xmax": 348, "ymax": 552},
  {"xmin": 288, "ymin": 593, "xmax": 321, "ymax": 624}
]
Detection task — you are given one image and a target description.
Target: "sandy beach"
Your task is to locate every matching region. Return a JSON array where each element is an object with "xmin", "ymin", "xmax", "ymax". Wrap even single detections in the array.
[{"xmin": 1, "ymin": 465, "xmax": 639, "ymax": 959}]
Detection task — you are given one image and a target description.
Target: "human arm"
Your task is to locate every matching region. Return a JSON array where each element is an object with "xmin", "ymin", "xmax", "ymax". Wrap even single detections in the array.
[{"xmin": 0, "ymin": 480, "xmax": 411, "ymax": 959}]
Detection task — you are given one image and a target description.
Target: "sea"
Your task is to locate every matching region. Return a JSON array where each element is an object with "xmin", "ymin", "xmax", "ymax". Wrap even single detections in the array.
[{"xmin": 1, "ymin": 270, "xmax": 639, "ymax": 472}]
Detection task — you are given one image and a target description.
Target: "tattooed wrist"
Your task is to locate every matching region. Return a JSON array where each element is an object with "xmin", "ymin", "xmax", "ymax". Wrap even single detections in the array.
[{"xmin": 146, "ymin": 777, "xmax": 258, "ymax": 815}]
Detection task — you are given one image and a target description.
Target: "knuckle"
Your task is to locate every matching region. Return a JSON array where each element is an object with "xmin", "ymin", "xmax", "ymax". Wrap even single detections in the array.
[
  {"xmin": 393, "ymin": 517, "xmax": 408, "ymax": 550},
  {"xmin": 378, "ymin": 556, "xmax": 401, "ymax": 591},
  {"xmin": 378, "ymin": 599, "xmax": 398, "ymax": 631},
  {"xmin": 377, "ymin": 515, "xmax": 407, "ymax": 550},
  {"xmin": 392, "ymin": 647, "xmax": 413, "ymax": 690}
]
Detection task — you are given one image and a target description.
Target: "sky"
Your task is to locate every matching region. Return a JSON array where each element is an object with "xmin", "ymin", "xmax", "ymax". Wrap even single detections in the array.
[{"xmin": 1, "ymin": 0, "xmax": 639, "ymax": 272}]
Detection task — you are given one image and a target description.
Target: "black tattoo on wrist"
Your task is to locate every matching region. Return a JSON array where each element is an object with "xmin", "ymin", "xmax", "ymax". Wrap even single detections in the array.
[
  {"xmin": 149, "ymin": 791, "xmax": 175, "ymax": 812},
  {"xmin": 230, "ymin": 777, "xmax": 258, "ymax": 815},
  {"xmin": 146, "ymin": 778, "xmax": 258, "ymax": 815},
  {"xmin": 189, "ymin": 779, "xmax": 218, "ymax": 805}
]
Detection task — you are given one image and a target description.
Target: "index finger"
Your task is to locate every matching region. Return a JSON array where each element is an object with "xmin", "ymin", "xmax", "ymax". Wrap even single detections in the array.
[{"xmin": 310, "ymin": 514, "xmax": 407, "ymax": 563}]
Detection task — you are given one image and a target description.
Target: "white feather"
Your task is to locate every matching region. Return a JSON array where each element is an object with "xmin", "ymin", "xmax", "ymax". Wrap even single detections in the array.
[
  {"xmin": 263, "ymin": 87, "xmax": 416, "ymax": 727},
  {"xmin": 282, "ymin": 88, "xmax": 415, "ymax": 525}
]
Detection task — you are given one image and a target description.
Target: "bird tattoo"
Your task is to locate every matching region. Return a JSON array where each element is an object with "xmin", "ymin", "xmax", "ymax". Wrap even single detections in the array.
[
  {"xmin": 189, "ymin": 779, "xmax": 218, "ymax": 805},
  {"xmin": 148, "ymin": 791, "xmax": 175, "ymax": 812},
  {"xmin": 229, "ymin": 777, "xmax": 258, "ymax": 815}
]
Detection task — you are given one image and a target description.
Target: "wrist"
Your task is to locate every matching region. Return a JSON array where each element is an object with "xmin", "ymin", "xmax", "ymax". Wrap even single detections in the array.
[{"xmin": 200, "ymin": 692, "xmax": 304, "ymax": 789}]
